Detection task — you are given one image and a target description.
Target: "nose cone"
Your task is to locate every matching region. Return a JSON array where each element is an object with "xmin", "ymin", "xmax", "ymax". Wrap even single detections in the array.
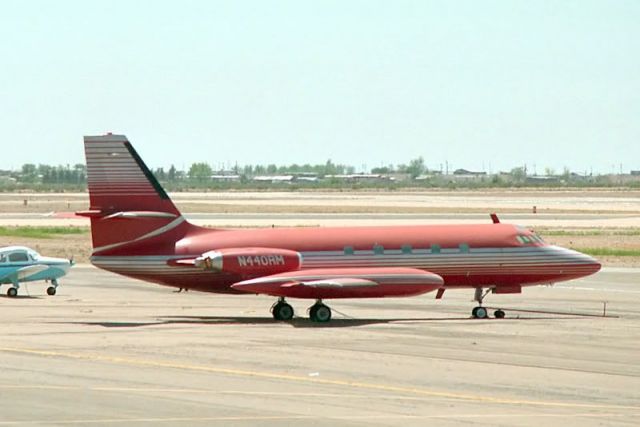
[
  {"xmin": 567, "ymin": 248, "xmax": 602, "ymax": 276},
  {"xmin": 42, "ymin": 257, "xmax": 74, "ymax": 274},
  {"xmin": 586, "ymin": 254, "xmax": 601, "ymax": 273}
]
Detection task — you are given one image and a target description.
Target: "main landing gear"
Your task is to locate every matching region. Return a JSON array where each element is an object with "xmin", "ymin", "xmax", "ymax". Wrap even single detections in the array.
[
  {"xmin": 472, "ymin": 288, "xmax": 505, "ymax": 319},
  {"xmin": 309, "ymin": 300, "xmax": 331, "ymax": 323},
  {"xmin": 270, "ymin": 298, "xmax": 333, "ymax": 323},
  {"xmin": 271, "ymin": 298, "xmax": 294, "ymax": 321}
]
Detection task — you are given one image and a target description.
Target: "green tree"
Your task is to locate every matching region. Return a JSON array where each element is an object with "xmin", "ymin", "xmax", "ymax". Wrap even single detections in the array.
[
  {"xmin": 188, "ymin": 162, "xmax": 212, "ymax": 181},
  {"xmin": 21, "ymin": 163, "xmax": 38, "ymax": 182},
  {"xmin": 168, "ymin": 165, "xmax": 177, "ymax": 181},
  {"xmin": 510, "ymin": 167, "xmax": 526, "ymax": 182},
  {"xmin": 406, "ymin": 157, "xmax": 425, "ymax": 179}
]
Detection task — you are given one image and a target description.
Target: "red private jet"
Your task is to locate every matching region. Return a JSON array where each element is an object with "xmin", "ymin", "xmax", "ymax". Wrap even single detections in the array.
[{"xmin": 79, "ymin": 134, "xmax": 601, "ymax": 322}]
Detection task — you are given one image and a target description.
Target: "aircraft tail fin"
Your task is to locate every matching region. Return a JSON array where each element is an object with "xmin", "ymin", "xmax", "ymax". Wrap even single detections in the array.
[{"xmin": 81, "ymin": 134, "xmax": 189, "ymax": 254}]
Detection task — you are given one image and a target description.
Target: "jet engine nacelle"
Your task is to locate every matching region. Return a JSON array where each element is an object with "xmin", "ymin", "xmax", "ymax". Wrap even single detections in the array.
[{"xmin": 194, "ymin": 247, "xmax": 302, "ymax": 275}]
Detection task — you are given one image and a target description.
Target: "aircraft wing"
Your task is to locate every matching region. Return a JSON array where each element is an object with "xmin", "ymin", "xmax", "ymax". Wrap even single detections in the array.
[
  {"xmin": 282, "ymin": 277, "xmax": 379, "ymax": 289},
  {"xmin": 0, "ymin": 264, "xmax": 49, "ymax": 282},
  {"xmin": 231, "ymin": 267, "xmax": 443, "ymax": 299}
]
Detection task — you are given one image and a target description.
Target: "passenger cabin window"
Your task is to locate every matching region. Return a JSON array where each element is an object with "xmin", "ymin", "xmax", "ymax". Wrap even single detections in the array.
[
  {"xmin": 431, "ymin": 244, "xmax": 441, "ymax": 254},
  {"xmin": 0, "ymin": 254, "xmax": 6, "ymax": 263},
  {"xmin": 343, "ymin": 246, "xmax": 354, "ymax": 255},
  {"xmin": 459, "ymin": 243, "xmax": 470, "ymax": 253},
  {"xmin": 8, "ymin": 252, "xmax": 29, "ymax": 262},
  {"xmin": 401, "ymin": 244, "xmax": 412, "ymax": 254},
  {"xmin": 373, "ymin": 245, "xmax": 384, "ymax": 255}
]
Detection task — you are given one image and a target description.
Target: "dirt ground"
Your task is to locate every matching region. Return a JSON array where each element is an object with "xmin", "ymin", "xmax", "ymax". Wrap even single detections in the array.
[{"xmin": 1, "ymin": 188, "xmax": 640, "ymax": 214}]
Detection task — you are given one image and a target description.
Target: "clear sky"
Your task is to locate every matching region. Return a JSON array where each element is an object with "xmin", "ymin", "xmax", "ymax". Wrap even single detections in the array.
[{"xmin": 1, "ymin": 0, "xmax": 638, "ymax": 173}]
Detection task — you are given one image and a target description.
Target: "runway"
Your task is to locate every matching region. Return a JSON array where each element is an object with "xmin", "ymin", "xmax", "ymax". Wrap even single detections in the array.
[{"xmin": 1, "ymin": 266, "xmax": 639, "ymax": 426}]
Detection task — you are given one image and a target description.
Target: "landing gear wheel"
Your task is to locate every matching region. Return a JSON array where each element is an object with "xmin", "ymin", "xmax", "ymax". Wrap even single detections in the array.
[
  {"xmin": 472, "ymin": 306, "xmax": 488, "ymax": 319},
  {"xmin": 310, "ymin": 303, "xmax": 331, "ymax": 323},
  {"xmin": 272, "ymin": 302, "xmax": 294, "ymax": 321},
  {"xmin": 7, "ymin": 287, "xmax": 18, "ymax": 297},
  {"xmin": 494, "ymin": 309, "xmax": 505, "ymax": 319},
  {"xmin": 47, "ymin": 286, "xmax": 57, "ymax": 296}
]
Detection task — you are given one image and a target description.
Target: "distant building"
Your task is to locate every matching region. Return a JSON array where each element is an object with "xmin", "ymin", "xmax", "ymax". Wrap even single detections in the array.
[
  {"xmin": 453, "ymin": 169, "xmax": 486, "ymax": 176},
  {"xmin": 526, "ymin": 175, "xmax": 561, "ymax": 184},
  {"xmin": 0, "ymin": 176, "xmax": 16, "ymax": 185},
  {"xmin": 252, "ymin": 175, "xmax": 295, "ymax": 183},
  {"xmin": 324, "ymin": 174, "xmax": 391, "ymax": 182},
  {"xmin": 443, "ymin": 169, "xmax": 488, "ymax": 182},
  {"xmin": 210, "ymin": 174, "xmax": 241, "ymax": 182}
]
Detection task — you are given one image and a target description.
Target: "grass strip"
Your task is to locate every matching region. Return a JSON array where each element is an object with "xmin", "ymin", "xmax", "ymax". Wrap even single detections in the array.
[
  {"xmin": 0, "ymin": 226, "xmax": 89, "ymax": 239},
  {"xmin": 573, "ymin": 247, "xmax": 640, "ymax": 257},
  {"xmin": 542, "ymin": 229, "xmax": 640, "ymax": 236}
]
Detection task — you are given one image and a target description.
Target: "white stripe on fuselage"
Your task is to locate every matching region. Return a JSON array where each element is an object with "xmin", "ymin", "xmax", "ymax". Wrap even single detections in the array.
[
  {"xmin": 91, "ymin": 246, "xmax": 594, "ymax": 282},
  {"xmin": 92, "ymin": 216, "xmax": 186, "ymax": 254}
]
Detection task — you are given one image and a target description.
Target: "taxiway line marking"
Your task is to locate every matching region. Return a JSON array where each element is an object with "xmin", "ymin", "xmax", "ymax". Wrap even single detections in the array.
[{"xmin": 1, "ymin": 346, "xmax": 638, "ymax": 411}]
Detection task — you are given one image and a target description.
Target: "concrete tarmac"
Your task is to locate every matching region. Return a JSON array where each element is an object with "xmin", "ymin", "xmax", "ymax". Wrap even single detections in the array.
[{"xmin": 1, "ymin": 266, "xmax": 639, "ymax": 426}]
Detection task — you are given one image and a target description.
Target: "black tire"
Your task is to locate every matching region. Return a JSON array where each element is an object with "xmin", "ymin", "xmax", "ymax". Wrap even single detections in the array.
[
  {"xmin": 276, "ymin": 303, "xmax": 294, "ymax": 320},
  {"xmin": 47, "ymin": 286, "xmax": 57, "ymax": 296},
  {"xmin": 471, "ymin": 306, "xmax": 479, "ymax": 318},
  {"xmin": 494, "ymin": 309, "xmax": 505, "ymax": 319},
  {"xmin": 7, "ymin": 287, "xmax": 17, "ymax": 297},
  {"xmin": 272, "ymin": 303, "xmax": 282, "ymax": 320},
  {"xmin": 311, "ymin": 304, "xmax": 331, "ymax": 322},
  {"xmin": 475, "ymin": 306, "xmax": 488, "ymax": 319},
  {"xmin": 272, "ymin": 302, "xmax": 294, "ymax": 321}
]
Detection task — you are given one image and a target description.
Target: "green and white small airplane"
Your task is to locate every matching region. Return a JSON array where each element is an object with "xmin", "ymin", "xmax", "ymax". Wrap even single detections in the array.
[{"xmin": 0, "ymin": 246, "xmax": 73, "ymax": 297}]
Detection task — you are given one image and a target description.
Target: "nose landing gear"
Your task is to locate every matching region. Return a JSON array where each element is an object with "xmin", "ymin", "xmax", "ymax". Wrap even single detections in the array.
[
  {"xmin": 46, "ymin": 279, "xmax": 59, "ymax": 296},
  {"xmin": 472, "ymin": 288, "xmax": 506, "ymax": 319}
]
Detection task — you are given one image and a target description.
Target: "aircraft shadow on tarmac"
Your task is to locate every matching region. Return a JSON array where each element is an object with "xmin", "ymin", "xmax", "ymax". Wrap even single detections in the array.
[
  {"xmin": 62, "ymin": 314, "xmax": 591, "ymax": 329},
  {"xmin": 0, "ymin": 295, "xmax": 44, "ymax": 300}
]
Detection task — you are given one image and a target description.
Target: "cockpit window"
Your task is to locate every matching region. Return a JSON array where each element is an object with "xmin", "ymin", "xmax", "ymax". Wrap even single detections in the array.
[
  {"xmin": 8, "ymin": 252, "xmax": 29, "ymax": 262},
  {"xmin": 531, "ymin": 234, "xmax": 545, "ymax": 243},
  {"xmin": 517, "ymin": 234, "xmax": 544, "ymax": 246}
]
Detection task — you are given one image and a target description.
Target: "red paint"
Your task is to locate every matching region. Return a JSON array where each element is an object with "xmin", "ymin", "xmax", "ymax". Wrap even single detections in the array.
[{"xmin": 82, "ymin": 135, "xmax": 602, "ymax": 302}]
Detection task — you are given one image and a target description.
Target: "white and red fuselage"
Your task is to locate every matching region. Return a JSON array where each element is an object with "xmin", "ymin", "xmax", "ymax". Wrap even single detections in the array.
[
  {"xmin": 81, "ymin": 134, "xmax": 601, "ymax": 306},
  {"xmin": 91, "ymin": 222, "xmax": 600, "ymax": 298}
]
